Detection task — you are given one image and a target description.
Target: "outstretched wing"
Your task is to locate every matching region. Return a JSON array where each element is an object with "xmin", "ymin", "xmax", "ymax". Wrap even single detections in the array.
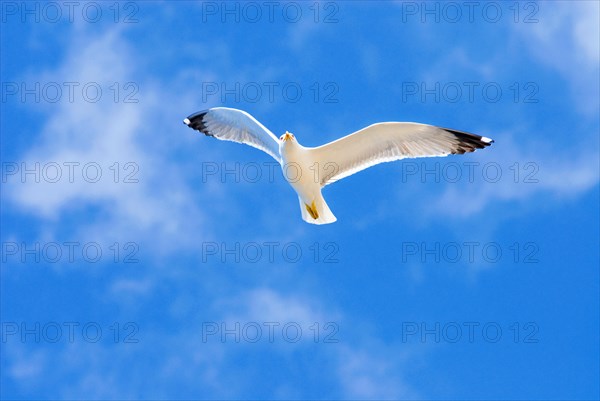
[
  {"xmin": 184, "ymin": 107, "xmax": 281, "ymax": 163},
  {"xmin": 310, "ymin": 122, "xmax": 493, "ymax": 186}
]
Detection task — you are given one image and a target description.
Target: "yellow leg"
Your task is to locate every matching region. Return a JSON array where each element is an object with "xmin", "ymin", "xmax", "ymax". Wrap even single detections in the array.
[{"xmin": 305, "ymin": 201, "xmax": 319, "ymax": 219}]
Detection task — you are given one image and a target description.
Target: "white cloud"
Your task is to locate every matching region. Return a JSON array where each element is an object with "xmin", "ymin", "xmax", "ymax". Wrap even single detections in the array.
[
  {"xmin": 110, "ymin": 278, "xmax": 154, "ymax": 297},
  {"xmin": 2, "ymin": 286, "xmax": 419, "ymax": 399},
  {"xmin": 5, "ymin": 346, "xmax": 46, "ymax": 381},
  {"xmin": 5, "ymin": 28, "xmax": 209, "ymax": 253},
  {"xmin": 221, "ymin": 287, "xmax": 335, "ymax": 328},
  {"xmin": 401, "ymin": 2, "xmax": 600, "ymax": 221},
  {"xmin": 336, "ymin": 344, "xmax": 417, "ymax": 399},
  {"xmin": 216, "ymin": 287, "xmax": 418, "ymax": 399},
  {"xmin": 419, "ymin": 46, "xmax": 498, "ymax": 82},
  {"xmin": 515, "ymin": 1, "xmax": 600, "ymax": 115},
  {"xmin": 357, "ymin": 40, "xmax": 381, "ymax": 83},
  {"xmin": 430, "ymin": 133, "xmax": 600, "ymax": 218}
]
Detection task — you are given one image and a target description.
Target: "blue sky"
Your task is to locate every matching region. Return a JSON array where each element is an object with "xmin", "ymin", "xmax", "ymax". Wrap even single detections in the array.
[{"xmin": 1, "ymin": 1, "xmax": 599, "ymax": 400}]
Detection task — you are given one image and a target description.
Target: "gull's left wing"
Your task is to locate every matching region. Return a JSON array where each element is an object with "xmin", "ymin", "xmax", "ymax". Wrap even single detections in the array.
[
  {"xmin": 310, "ymin": 122, "xmax": 493, "ymax": 186},
  {"xmin": 184, "ymin": 107, "xmax": 282, "ymax": 164}
]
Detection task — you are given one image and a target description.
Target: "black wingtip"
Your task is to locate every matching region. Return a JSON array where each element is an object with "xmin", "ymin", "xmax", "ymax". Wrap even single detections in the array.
[
  {"xmin": 441, "ymin": 127, "xmax": 494, "ymax": 154},
  {"xmin": 183, "ymin": 110, "xmax": 213, "ymax": 136}
]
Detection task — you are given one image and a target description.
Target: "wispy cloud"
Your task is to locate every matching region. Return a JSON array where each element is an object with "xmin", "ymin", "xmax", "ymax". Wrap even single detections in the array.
[
  {"xmin": 5, "ymin": 28, "xmax": 208, "ymax": 253},
  {"xmin": 218, "ymin": 287, "xmax": 418, "ymax": 399},
  {"xmin": 431, "ymin": 132, "xmax": 599, "ymax": 218},
  {"xmin": 336, "ymin": 344, "xmax": 417, "ymax": 399},
  {"xmin": 3, "ymin": 285, "xmax": 419, "ymax": 399},
  {"xmin": 395, "ymin": 2, "xmax": 600, "ymax": 221},
  {"xmin": 515, "ymin": 1, "xmax": 600, "ymax": 115}
]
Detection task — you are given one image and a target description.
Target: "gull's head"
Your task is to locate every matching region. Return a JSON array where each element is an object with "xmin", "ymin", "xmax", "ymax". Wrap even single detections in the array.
[{"xmin": 280, "ymin": 131, "xmax": 295, "ymax": 142}]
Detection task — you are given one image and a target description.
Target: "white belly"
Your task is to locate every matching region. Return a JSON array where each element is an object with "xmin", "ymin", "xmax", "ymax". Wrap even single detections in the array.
[{"xmin": 280, "ymin": 144, "xmax": 320, "ymax": 202}]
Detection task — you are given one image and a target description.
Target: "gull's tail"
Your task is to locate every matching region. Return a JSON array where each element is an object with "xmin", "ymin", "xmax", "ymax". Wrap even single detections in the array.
[{"xmin": 299, "ymin": 192, "xmax": 337, "ymax": 225}]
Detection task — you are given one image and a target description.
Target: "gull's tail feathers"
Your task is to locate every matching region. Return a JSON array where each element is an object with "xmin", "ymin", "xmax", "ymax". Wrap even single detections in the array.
[{"xmin": 298, "ymin": 193, "xmax": 337, "ymax": 225}]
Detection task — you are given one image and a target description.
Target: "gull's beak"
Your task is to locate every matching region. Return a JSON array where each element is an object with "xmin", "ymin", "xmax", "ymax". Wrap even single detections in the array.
[{"xmin": 282, "ymin": 132, "xmax": 292, "ymax": 142}]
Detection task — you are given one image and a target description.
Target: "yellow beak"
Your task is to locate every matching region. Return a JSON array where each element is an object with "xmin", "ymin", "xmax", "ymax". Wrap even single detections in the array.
[{"xmin": 283, "ymin": 132, "xmax": 292, "ymax": 141}]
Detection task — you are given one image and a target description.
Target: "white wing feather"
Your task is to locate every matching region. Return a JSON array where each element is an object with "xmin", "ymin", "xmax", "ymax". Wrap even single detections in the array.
[
  {"xmin": 310, "ymin": 122, "xmax": 493, "ymax": 186},
  {"xmin": 184, "ymin": 107, "xmax": 281, "ymax": 163}
]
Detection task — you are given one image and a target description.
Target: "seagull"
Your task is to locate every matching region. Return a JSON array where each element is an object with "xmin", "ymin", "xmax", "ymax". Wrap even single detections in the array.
[{"xmin": 184, "ymin": 107, "xmax": 493, "ymax": 225}]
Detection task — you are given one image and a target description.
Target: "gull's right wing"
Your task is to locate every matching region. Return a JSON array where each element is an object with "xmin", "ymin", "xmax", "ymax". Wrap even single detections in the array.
[{"xmin": 184, "ymin": 107, "xmax": 282, "ymax": 164}]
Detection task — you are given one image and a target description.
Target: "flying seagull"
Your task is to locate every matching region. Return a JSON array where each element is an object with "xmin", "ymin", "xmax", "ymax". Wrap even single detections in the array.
[{"xmin": 183, "ymin": 107, "xmax": 493, "ymax": 225}]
